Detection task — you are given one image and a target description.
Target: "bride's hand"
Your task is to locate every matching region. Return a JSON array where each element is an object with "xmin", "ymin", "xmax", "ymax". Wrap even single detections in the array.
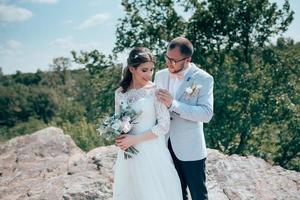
[{"xmin": 115, "ymin": 134, "xmax": 138, "ymax": 150}]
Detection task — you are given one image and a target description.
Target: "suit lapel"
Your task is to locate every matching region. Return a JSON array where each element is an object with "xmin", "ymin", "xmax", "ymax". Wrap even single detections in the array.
[
  {"xmin": 163, "ymin": 70, "xmax": 170, "ymax": 90},
  {"xmin": 175, "ymin": 63, "xmax": 198, "ymax": 100}
]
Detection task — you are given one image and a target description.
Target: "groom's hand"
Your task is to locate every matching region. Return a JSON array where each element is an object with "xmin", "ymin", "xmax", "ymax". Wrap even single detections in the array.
[{"xmin": 156, "ymin": 89, "xmax": 173, "ymax": 108}]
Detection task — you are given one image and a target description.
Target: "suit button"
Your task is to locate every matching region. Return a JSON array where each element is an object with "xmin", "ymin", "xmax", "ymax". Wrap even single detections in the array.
[{"xmin": 170, "ymin": 117, "xmax": 173, "ymax": 120}]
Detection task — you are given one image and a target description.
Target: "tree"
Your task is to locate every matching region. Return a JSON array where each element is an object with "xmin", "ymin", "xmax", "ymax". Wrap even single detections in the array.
[
  {"xmin": 258, "ymin": 39, "xmax": 300, "ymax": 170},
  {"xmin": 186, "ymin": 0, "xmax": 294, "ymax": 66},
  {"xmin": 47, "ymin": 57, "xmax": 72, "ymax": 86},
  {"xmin": 114, "ymin": 0, "xmax": 188, "ymax": 70},
  {"xmin": 29, "ymin": 87, "xmax": 59, "ymax": 123},
  {"xmin": 0, "ymin": 84, "xmax": 32, "ymax": 126},
  {"xmin": 0, "ymin": 83, "xmax": 59, "ymax": 127},
  {"xmin": 72, "ymin": 50, "xmax": 122, "ymax": 121},
  {"xmin": 0, "ymin": 67, "xmax": 6, "ymax": 85},
  {"xmin": 11, "ymin": 70, "xmax": 42, "ymax": 85}
]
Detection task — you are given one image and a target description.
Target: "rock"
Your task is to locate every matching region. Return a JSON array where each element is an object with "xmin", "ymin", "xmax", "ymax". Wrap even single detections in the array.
[
  {"xmin": 0, "ymin": 127, "xmax": 114, "ymax": 200},
  {"xmin": 0, "ymin": 127, "xmax": 299, "ymax": 200},
  {"xmin": 206, "ymin": 150, "xmax": 300, "ymax": 200}
]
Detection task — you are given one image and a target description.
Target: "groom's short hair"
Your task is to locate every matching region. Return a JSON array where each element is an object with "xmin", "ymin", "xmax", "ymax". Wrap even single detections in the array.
[{"xmin": 168, "ymin": 37, "xmax": 194, "ymax": 57}]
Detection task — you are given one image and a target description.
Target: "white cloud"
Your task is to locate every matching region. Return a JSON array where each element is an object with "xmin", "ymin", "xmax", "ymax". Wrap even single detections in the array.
[
  {"xmin": 49, "ymin": 36, "xmax": 99, "ymax": 51},
  {"xmin": 76, "ymin": 13, "xmax": 111, "ymax": 29},
  {"xmin": 0, "ymin": 40, "xmax": 23, "ymax": 55},
  {"xmin": 50, "ymin": 36, "xmax": 74, "ymax": 49},
  {"xmin": 0, "ymin": 4, "xmax": 33, "ymax": 23},
  {"xmin": 24, "ymin": 0, "xmax": 58, "ymax": 4},
  {"xmin": 7, "ymin": 40, "xmax": 23, "ymax": 49}
]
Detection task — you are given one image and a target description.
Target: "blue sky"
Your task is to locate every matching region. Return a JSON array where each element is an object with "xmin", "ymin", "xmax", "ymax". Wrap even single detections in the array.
[{"xmin": 0, "ymin": 0, "xmax": 299, "ymax": 74}]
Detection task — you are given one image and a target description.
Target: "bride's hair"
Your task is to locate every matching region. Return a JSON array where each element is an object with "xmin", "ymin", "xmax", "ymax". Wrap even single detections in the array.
[{"xmin": 119, "ymin": 47, "xmax": 156, "ymax": 93}]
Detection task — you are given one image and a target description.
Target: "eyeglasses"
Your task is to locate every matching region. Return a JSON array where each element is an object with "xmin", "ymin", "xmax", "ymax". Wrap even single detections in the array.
[{"xmin": 164, "ymin": 54, "xmax": 189, "ymax": 64}]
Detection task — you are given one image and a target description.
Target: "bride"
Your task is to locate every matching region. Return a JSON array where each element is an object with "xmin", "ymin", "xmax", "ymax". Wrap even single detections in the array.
[{"xmin": 113, "ymin": 47, "xmax": 182, "ymax": 200}]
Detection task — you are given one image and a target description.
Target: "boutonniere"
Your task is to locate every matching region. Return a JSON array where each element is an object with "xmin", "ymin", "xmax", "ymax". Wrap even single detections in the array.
[{"xmin": 184, "ymin": 81, "xmax": 202, "ymax": 99}]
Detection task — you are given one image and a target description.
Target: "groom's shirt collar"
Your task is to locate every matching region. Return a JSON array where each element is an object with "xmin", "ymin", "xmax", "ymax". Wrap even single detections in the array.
[
  {"xmin": 179, "ymin": 64, "xmax": 191, "ymax": 78},
  {"xmin": 169, "ymin": 64, "xmax": 191, "ymax": 79},
  {"xmin": 169, "ymin": 63, "xmax": 192, "ymax": 97}
]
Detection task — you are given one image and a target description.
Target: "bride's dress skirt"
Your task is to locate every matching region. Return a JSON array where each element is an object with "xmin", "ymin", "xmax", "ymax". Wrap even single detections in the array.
[{"xmin": 113, "ymin": 136, "xmax": 182, "ymax": 200}]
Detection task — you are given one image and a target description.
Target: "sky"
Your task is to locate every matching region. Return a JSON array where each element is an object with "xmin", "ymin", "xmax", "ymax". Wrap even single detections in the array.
[{"xmin": 0, "ymin": 0, "xmax": 299, "ymax": 75}]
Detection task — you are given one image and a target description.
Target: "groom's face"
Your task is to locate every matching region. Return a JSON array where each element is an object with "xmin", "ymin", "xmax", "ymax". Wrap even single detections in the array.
[{"xmin": 165, "ymin": 47, "xmax": 189, "ymax": 73}]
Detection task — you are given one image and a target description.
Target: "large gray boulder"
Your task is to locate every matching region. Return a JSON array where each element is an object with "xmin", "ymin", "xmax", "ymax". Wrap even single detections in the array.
[{"xmin": 0, "ymin": 127, "xmax": 299, "ymax": 200}]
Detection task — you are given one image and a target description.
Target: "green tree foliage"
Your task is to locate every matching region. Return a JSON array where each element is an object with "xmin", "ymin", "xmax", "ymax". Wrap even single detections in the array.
[
  {"xmin": 0, "ymin": 84, "xmax": 58, "ymax": 126},
  {"xmin": 186, "ymin": 0, "xmax": 294, "ymax": 65},
  {"xmin": 0, "ymin": 58, "xmax": 87, "ymax": 144},
  {"xmin": 254, "ymin": 38, "xmax": 300, "ymax": 171},
  {"xmin": 50, "ymin": 118, "xmax": 108, "ymax": 151},
  {"xmin": 0, "ymin": 117, "xmax": 47, "ymax": 141},
  {"xmin": 114, "ymin": 0, "xmax": 188, "ymax": 71},
  {"xmin": 72, "ymin": 50, "xmax": 122, "ymax": 120},
  {"xmin": 12, "ymin": 70, "xmax": 43, "ymax": 85},
  {"xmin": 47, "ymin": 57, "xmax": 72, "ymax": 86},
  {"xmin": 114, "ymin": 0, "xmax": 186, "ymax": 55}
]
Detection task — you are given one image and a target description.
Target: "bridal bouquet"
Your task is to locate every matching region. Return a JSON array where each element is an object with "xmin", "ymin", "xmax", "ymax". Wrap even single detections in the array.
[{"xmin": 97, "ymin": 101, "xmax": 142, "ymax": 159}]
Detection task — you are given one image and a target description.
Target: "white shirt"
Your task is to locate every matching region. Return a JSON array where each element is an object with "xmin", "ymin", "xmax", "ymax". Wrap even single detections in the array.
[{"xmin": 168, "ymin": 66, "xmax": 191, "ymax": 98}]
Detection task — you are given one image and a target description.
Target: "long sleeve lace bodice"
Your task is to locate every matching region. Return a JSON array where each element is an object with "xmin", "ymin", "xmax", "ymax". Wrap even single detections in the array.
[
  {"xmin": 151, "ymin": 95, "xmax": 170, "ymax": 136},
  {"xmin": 114, "ymin": 84, "xmax": 170, "ymax": 136}
]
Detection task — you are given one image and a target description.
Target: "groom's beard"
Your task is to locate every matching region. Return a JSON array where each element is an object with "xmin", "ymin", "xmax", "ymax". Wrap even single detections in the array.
[{"xmin": 172, "ymin": 63, "xmax": 186, "ymax": 74}]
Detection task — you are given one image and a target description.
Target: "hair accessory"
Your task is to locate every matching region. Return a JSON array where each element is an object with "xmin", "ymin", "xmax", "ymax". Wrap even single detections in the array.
[{"xmin": 134, "ymin": 52, "xmax": 148, "ymax": 59}]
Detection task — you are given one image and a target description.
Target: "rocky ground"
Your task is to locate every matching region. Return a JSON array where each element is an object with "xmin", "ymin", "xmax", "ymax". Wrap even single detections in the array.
[{"xmin": 0, "ymin": 127, "xmax": 299, "ymax": 200}]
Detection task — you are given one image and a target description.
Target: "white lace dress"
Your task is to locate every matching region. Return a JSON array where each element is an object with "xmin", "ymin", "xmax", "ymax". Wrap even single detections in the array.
[{"xmin": 113, "ymin": 84, "xmax": 183, "ymax": 200}]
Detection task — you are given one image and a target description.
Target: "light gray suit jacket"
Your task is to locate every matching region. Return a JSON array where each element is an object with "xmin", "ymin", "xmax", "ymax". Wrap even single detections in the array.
[{"xmin": 154, "ymin": 63, "xmax": 214, "ymax": 161}]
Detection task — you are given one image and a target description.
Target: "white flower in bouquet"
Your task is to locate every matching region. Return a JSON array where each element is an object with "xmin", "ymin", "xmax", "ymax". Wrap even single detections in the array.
[
  {"xmin": 112, "ymin": 120, "xmax": 122, "ymax": 131},
  {"xmin": 122, "ymin": 121, "xmax": 132, "ymax": 133},
  {"xmin": 97, "ymin": 102, "xmax": 142, "ymax": 159},
  {"xmin": 120, "ymin": 116, "xmax": 132, "ymax": 133}
]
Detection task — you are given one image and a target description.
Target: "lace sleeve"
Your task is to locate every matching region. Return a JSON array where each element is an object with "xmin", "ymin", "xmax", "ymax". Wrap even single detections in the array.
[{"xmin": 151, "ymin": 94, "xmax": 170, "ymax": 136}]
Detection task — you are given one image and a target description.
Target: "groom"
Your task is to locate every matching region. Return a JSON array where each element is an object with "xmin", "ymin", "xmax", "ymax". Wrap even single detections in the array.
[{"xmin": 155, "ymin": 37, "xmax": 214, "ymax": 200}]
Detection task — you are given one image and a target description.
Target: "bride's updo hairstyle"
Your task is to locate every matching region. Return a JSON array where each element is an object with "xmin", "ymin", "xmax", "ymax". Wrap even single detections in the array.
[{"xmin": 120, "ymin": 47, "xmax": 156, "ymax": 93}]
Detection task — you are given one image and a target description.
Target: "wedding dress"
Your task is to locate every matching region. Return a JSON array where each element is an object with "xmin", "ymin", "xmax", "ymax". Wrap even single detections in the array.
[{"xmin": 113, "ymin": 84, "xmax": 182, "ymax": 200}]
